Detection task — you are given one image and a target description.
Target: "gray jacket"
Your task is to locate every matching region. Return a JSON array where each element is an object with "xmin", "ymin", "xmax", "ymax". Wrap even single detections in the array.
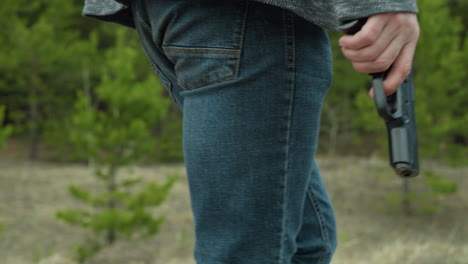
[{"xmin": 82, "ymin": 0, "xmax": 417, "ymax": 31}]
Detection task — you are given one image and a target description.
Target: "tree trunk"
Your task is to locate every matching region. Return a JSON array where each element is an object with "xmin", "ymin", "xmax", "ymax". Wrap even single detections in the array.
[
  {"xmin": 28, "ymin": 74, "xmax": 39, "ymax": 160},
  {"xmin": 106, "ymin": 164, "xmax": 117, "ymax": 245},
  {"xmin": 402, "ymin": 177, "xmax": 412, "ymax": 216},
  {"xmin": 82, "ymin": 65, "xmax": 95, "ymax": 169}
]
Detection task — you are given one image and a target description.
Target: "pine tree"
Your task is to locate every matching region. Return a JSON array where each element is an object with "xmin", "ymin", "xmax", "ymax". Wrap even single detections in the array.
[
  {"xmin": 0, "ymin": 0, "xmax": 93, "ymax": 160},
  {"xmin": 56, "ymin": 28, "xmax": 176, "ymax": 263},
  {"xmin": 414, "ymin": 0, "xmax": 467, "ymax": 165}
]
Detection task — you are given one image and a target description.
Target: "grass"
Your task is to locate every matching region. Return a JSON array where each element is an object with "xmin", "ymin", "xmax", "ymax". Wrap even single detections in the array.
[{"xmin": 0, "ymin": 156, "xmax": 466, "ymax": 264}]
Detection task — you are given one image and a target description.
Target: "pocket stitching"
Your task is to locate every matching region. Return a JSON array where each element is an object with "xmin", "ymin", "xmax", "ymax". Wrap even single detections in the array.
[
  {"xmin": 162, "ymin": 46, "xmax": 242, "ymax": 90},
  {"xmin": 177, "ymin": 63, "xmax": 239, "ymax": 91},
  {"xmin": 190, "ymin": 70, "xmax": 238, "ymax": 89}
]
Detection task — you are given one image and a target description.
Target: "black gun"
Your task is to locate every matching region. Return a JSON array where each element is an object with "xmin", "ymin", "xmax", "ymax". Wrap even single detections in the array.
[{"xmin": 339, "ymin": 19, "xmax": 420, "ymax": 177}]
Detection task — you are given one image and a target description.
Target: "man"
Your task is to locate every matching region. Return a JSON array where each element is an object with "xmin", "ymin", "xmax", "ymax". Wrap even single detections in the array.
[{"xmin": 83, "ymin": 1, "xmax": 419, "ymax": 263}]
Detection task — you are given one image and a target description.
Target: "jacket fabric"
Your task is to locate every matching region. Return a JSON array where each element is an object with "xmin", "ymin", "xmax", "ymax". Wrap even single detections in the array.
[{"xmin": 82, "ymin": 0, "xmax": 418, "ymax": 31}]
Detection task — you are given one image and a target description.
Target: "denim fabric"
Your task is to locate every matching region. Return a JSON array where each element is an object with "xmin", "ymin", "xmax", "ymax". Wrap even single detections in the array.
[{"xmin": 130, "ymin": 1, "xmax": 337, "ymax": 263}]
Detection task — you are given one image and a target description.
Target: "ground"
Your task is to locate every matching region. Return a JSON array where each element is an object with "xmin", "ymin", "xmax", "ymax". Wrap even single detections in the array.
[{"xmin": 0, "ymin": 156, "xmax": 466, "ymax": 264}]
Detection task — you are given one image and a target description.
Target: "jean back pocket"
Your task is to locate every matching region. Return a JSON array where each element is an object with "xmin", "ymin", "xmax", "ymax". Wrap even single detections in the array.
[
  {"xmin": 158, "ymin": 0, "xmax": 249, "ymax": 90},
  {"xmin": 162, "ymin": 46, "xmax": 241, "ymax": 90}
]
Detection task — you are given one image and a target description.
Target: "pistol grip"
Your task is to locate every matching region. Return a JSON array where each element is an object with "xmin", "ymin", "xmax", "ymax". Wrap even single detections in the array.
[{"xmin": 371, "ymin": 73, "xmax": 395, "ymax": 121}]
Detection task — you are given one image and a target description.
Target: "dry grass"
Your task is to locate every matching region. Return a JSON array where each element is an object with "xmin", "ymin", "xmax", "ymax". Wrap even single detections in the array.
[{"xmin": 0, "ymin": 156, "xmax": 466, "ymax": 264}]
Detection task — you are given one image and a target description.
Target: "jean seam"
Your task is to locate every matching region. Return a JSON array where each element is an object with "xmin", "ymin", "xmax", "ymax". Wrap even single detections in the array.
[
  {"xmin": 182, "ymin": 73, "xmax": 237, "ymax": 90},
  {"xmin": 307, "ymin": 184, "xmax": 331, "ymax": 264},
  {"xmin": 234, "ymin": 0, "xmax": 248, "ymax": 48},
  {"xmin": 279, "ymin": 10, "xmax": 295, "ymax": 264},
  {"xmin": 235, "ymin": 0, "xmax": 249, "ymax": 77},
  {"xmin": 134, "ymin": 7, "xmax": 152, "ymax": 33},
  {"xmin": 130, "ymin": 3, "xmax": 177, "ymax": 105}
]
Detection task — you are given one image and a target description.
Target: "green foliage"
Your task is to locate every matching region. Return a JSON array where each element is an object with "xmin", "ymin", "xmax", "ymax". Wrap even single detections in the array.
[
  {"xmin": 56, "ymin": 27, "xmax": 176, "ymax": 262},
  {"xmin": 322, "ymin": 0, "xmax": 468, "ymax": 164},
  {"xmin": 68, "ymin": 28, "xmax": 170, "ymax": 166},
  {"xmin": 153, "ymin": 109, "xmax": 184, "ymax": 163},
  {"xmin": 0, "ymin": 0, "xmax": 96, "ymax": 159},
  {"xmin": 385, "ymin": 171, "xmax": 458, "ymax": 214},
  {"xmin": 57, "ymin": 174, "xmax": 178, "ymax": 262},
  {"xmin": 0, "ymin": 0, "xmax": 465, "ymax": 164},
  {"xmin": 74, "ymin": 237, "xmax": 102, "ymax": 264},
  {"xmin": 57, "ymin": 174, "xmax": 177, "ymax": 234},
  {"xmin": 414, "ymin": 0, "xmax": 468, "ymax": 165},
  {"xmin": 0, "ymin": 105, "xmax": 12, "ymax": 149},
  {"xmin": 425, "ymin": 171, "xmax": 458, "ymax": 195},
  {"xmin": 68, "ymin": 185, "xmax": 93, "ymax": 204}
]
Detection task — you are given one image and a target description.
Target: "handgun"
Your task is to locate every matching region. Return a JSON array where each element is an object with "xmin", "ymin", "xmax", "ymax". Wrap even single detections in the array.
[{"xmin": 339, "ymin": 19, "xmax": 420, "ymax": 177}]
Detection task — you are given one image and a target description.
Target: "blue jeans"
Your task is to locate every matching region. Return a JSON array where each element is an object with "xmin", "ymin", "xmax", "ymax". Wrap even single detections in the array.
[{"xmin": 130, "ymin": 0, "xmax": 337, "ymax": 263}]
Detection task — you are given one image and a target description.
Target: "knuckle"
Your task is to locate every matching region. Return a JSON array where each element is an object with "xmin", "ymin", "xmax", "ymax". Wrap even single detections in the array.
[
  {"xmin": 361, "ymin": 32, "xmax": 375, "ymax": 45},
  {"xmin": 367, "ymin": 26, "xmax": 380, "ymax": 38},
  {"xmin": 400, "ymin": 64, "xmax": 412, "ymax": 77},
  {"xmin": 399, "ymin": 15, "xmax": 420, "ymax": 37},
  {"xmin": 355, "ymin": 49, "xmax": 373, "ymax": 61},
  {"xmin": 364, "ymin": 50, "xmax": 379, "ymax": 61},
  {"xmin": 395, "ymin": 14, "xmax": 409, "ymax": 27},
  {"xmin": 375, "ymin": 58, "xmax": 391, "ymax": 71}
]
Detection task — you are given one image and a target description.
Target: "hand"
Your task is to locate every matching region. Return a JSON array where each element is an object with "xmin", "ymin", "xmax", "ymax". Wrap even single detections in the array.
[{"xmin": 339, "ymin": 13, "xmax": 420, "ymax": 97}]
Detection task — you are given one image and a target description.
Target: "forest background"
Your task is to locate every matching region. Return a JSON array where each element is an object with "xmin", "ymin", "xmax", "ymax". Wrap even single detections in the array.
[
  {"xmin": 0, "ymin": 0, "xmax": 467, "ymax": 165},
  {"xmin": 0, "ymin": 0, "xmax": 467, "ymax": 264}
]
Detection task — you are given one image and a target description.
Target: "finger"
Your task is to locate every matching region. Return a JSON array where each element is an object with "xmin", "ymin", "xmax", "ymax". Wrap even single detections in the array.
[
  {"xmin": 369, "ymin": 88, "xmax": 375, "ymax": 99},
  {"xmin": 340, "ymin": 20, "xmax": 402, "ymax": 62},
  {"xmin": 350, "ymin": 34, "xmax": 406, "ymax": 74},
  {"xmin": 382, "ymin": 42, "xmax": 417, "ymax": 95},
  {"xmin": 339, "ymin": 14, "xmax": 390, "ymax": 49}
]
